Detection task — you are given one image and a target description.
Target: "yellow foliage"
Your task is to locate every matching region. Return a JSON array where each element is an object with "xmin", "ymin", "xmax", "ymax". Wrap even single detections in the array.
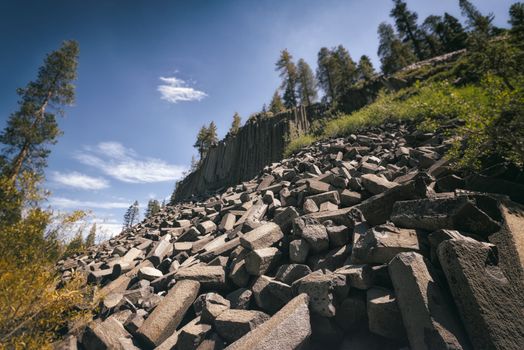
[{"xmin": 0, "ymin": 174, "xmax": 94, "ymax": 349}]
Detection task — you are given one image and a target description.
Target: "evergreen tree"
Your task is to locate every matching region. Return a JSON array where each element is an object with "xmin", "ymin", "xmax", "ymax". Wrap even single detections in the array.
[
  {"xmin": 206, "ymin": 121, "xmax": 218, "ymax": 146},
  {"xmin": 459, "ymin": 0, "xmax": 494, "ymax": 35},
  {"xmin": 64, "ymin": 230, "xmax": 84, "ymax": 257},
  {"xmin": 356, "ymin": 55, "xmax": 376, "ymax": 81},
  {"xmin": 145, "ymin": 199, "xmax": 161, "ymax": 219},
  {"xmin": 275, "ymin": 49, "xmax": 298, "ymax": 109},
  {"xmin": 269, "ymin": 90, "xmax": 285, "ymax": 114},
  {"xmin": 193, "ymin": 125, "xmax": 208, "ymax": 159},
  {"xmin": 193, "ymin": 122, "xmax": 217, "ymax": 159},
  {"xmin": 85, "ymin": 223, "xmax": 96, "ymax": 247},
  {"xmin": 331, "ymin": 45, "xmax": 358, "ymax": 100},
  {"xmin": 390, "ymin": 0, "xmax": 426, "ymax": 60},
  {"xmin": 229, "ymin": 112, "xmax": 242, "ymax": 136},
  {"xmin": 0, "ymin": 41, "xmax": 79, "ymax": 184},
  {"xmin": 424, "ymin": 13, "xmax": 467, "ymax": 53},
  {"xmin": 123, "ymin": 200, "xmax": 139, "ymax": 229},
  {"xmin": 316, "ymin": 47, "xmax": 337, "ymax": 103},
  {"xmin": 296, "ymin": 59, "xmax": 317, "ymax": 106},
  {"xmin": 377, "ymin": 22, "xmax": 416, "ymax": 74},
  {"xmin": 509, "ymin": 2, "xmax": 524, "ymax": 46}
]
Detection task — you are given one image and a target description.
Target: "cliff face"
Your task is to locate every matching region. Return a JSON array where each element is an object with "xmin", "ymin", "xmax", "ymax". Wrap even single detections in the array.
[{"xmin": 174, "ymin": 105, "xmax": 324, "ymax": 201}]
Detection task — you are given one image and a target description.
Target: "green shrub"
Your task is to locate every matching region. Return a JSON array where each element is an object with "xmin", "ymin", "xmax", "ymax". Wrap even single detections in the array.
[{"xmin": 283, "ymin": 134, "xmax": 317, "ymax": 157}]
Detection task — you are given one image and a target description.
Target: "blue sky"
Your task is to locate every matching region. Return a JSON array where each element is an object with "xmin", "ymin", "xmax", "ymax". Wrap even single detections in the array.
[{"xmin": 0, "ymin": 0, "xmax": 514, "ymax": 238}]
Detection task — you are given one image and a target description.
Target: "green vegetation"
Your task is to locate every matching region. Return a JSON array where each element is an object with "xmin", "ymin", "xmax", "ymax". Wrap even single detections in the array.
[
  {"xmin": 284, "ymin": 134, "xmax": 317, "ymax": 157},
  {"xmin": 0, "ymin": 41, "xmax": 97, "ymax": 349}
]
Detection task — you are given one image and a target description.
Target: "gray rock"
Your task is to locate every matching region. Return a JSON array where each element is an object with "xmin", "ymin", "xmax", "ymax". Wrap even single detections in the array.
[
  {"xmin": 438, "ymin": 239, "xmax": 524, "ymax": 350},
  {"xmin": 289, "ymin": 239, "xmax": 310, "ymax": 263},
  {"xmin": 215, "ymin": 309, "xmax": 270, "ymax": 342},
  {"xmin": 225, "ymin": 294, "xmax": 311, "ymax": 350},
  {"xmin": 252, "ymin": 275, "xmax": 293, "ymax": 314},
  {"xmin": 226, "ymin": 288, "xmax": 252, "ymax": 310},
  {"xmin": 361, "ymin": 174, "xmax": 398, "ymax": 194},
  {"xmin": 352, "ymin": 223, "xmax": 427, "ymax": 264},
  {"xmin": 245, "ymin": 247, "xmax": 281, "ymax": 276},
  {"xmin": 82, "ymin": 317, "xmax": 133, "ymax": 350},
  {"xmin": 136, "ymin": 280, "xmax": 200, "ymax": 347},
  {"xmin": 240, "ymin": 223, "xmax": 284, "ymax": 250},
  {"xmin": 292, "ymin": 271, "xmax": 347, "ymax": 317},
  {"xmin": 389, "ymin": 252, "xmax": 470, "ymax": 350},
  {"xmin": 177, "ymin": 323, "xmax": 212, "ymax": 350},
  {"xmin": 275, "ymin": 264, "xmax": 312, "ymax": 285},
  {"xmin": 366, "ymin": 287, "xmax": 406, "ymax": 341},
  {"xmin": 293, "ymin": 217, "xmax": 329, "ymax": 253},
  {"xmin": 175, "ymin": 265, "xmax": 226, "ymax": 290},
  {"xmin": 391, "ymin": 195, "xmax": 500, "ymax": 237},
  {"xmin": 137, "ymin": 266, "xmax": 163, "ymax": 281}
]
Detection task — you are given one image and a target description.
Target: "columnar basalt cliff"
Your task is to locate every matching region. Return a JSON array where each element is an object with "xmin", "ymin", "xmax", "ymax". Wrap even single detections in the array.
[{"xmin": 174, "ymin": 105, "xmax": 322, "ymax": 202}]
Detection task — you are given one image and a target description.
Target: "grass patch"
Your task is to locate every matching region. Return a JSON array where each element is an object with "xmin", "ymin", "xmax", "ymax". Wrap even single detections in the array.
[{"xmin": 283, "ymin": 134, "xmax": 317, "ymax": 157}]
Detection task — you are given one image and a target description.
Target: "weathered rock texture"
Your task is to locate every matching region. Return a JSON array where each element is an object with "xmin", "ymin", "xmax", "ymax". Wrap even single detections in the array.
[{"xmin": 56, "ymin": 119, "xmax": 523, "ymax": 350}]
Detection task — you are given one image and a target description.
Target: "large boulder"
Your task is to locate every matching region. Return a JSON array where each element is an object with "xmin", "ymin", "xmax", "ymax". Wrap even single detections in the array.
[{"xmin": 438, "ymin": 239, "xmax": 524, "ymax": 350}]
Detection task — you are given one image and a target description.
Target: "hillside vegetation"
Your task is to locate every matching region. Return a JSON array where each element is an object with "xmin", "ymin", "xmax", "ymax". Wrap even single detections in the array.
[{"xmin": 285, "ymin": 34, "xmax": 524, "ymax": 172}]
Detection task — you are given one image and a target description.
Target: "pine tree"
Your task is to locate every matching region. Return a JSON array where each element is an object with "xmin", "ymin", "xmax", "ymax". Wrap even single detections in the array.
[
  {"xmin": 0, "ymin": 41, "xmax": 79, "ymax": 184},
  {"xmin": 206, "ymin": 121, "xmax": 218, "ymax": 146},
  {"xmin": 390, "ymin": 0, "xmax": 426, "ymax": 60},
  {"xmin": 229, "ymin": 112, "xmax": 241, "ymax": 136},
  {"xmin": 423, "ymin": 13, "xmax": 467, "ymax": 53},
  {"xmin": 145, "ymin": 199, "xmax": 161, "ymax": 219},
  {"xmin": 193, "ymin": 125, "xmax": 208, "ymax": 159},
  {"xmin": 85, "ymin": 223, "xmax": 96, "ymax": 247},
  {"xmin": 377, "ymin": 22, "xmax": 416, "ymax": 75},
  {"xmin": 64, "ymin": 230, "xmax": 84, "ymax": 257},
  {"xmin": 269, "ymin": 90, "xmax": 285, "ymax": 114},
  {"xmin": 296, "ymin": 59, "xmax": 317, "ymax": 106},
  {"xmin": 275, "ymin": 49, "xmax": 298, "ymax": 109},
  {"xmin": 123, "ymin": 200, "xmax": 139, "ymax": 229},
  {"xmin": 316, "ymin": 46, "xmax": 357, "ymax": 103},
  {"xmin": 459, "ymin": 0, "xmax": 494, "ymax": 35},
  {"xmin": 509, "ymin": 2, "xmax": 524, "ymax": 46},
  {"xmin": 316, "ymin": 47, "xmax": 337, "ymax": 103},
  {"xmin": 356, "ymin": 55, "xmax": 376, "ymax": 81}
]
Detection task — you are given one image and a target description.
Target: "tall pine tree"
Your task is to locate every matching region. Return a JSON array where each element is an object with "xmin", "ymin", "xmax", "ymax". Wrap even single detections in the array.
[
  {"xmin": 390, "ymin": 0, "xmax": 426, "ymax": 60},
  {"xmin": 0, "ymin": 41, "xmax": 79, "ymax": 184},
  {"xmin": 316, "ymin": 47, "xmax": 337, "ymax": 103},
  {"xmin": 145, "ymin": 199, "xmax": 161, "ymax": 218},
  {"xmin": 377, "ymin": 22, "xmax": 416, "ymax": 75},
  {"xmin": 269, "ymin": 90, "xmax": 285, "ymax": 114},
  {"xmin": 275, "ymin": 49, "xmax": 298, "ymax": 109},
  {"xmin": 123, "ymin": 200, "xmax": 139, "ymax": 229},
  {"xmin": 296, "ymin": 59, "xmax": 317, "ymax": 106},
  {"xmin": 356, "ymin": 55, "xmax": 376, "ymax": 81},
  {"xmin": 459, "ymin": 0, "xmax": 494, "ymax": 36},
  {"xmin": 228, "ymin": 113, "xmax": 241, "ymax": 136}
]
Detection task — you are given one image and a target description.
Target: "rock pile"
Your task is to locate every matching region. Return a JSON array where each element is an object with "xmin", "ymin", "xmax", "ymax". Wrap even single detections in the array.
[{"xmin": 56, "ymin": 121, "xmax": 524, "ymax": 350}]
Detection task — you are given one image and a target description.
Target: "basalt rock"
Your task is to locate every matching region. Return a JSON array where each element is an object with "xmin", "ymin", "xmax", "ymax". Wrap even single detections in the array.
[{"xmin": 58, "ymin": 119, "xmax": 524, "ymax": 349}]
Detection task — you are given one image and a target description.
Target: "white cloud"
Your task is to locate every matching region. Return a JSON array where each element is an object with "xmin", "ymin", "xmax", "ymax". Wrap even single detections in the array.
[
  {"xmin": 158, "ymin": 76, "xmax": 207, "ymax": 103},
  {"xmin": 49, "ymin": 197, "xmax": 130, "ymax": 209},
  {"xmin": 52, "ymin": 171, "xmax": 109, "ymax": 190},
  {"xmin": 75, "ymin": 142, "xmax": 187, "ymax": 183}
]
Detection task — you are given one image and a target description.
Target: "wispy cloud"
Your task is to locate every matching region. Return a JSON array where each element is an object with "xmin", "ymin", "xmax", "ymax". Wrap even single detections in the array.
[
  {"xmin": 49, "ymin": 197, "xmax": 130, "ymax": 209},
  {"xmin": 158, "ymin": 76, "xmax": 207, "ymax": 103},
  {"xmin": 52, "ymin": 171, "xmax": 109, "ymax": 190},
  {"xmin": 75, "ymin": 141, "xmax": 187, "ymax": 183}
]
